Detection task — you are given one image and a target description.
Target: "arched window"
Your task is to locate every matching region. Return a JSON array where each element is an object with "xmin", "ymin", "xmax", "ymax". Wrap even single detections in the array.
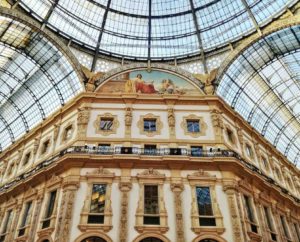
[
  {"xmin": 140, "ymin": 238, "xmax": 163, "ymax": 242},
  {"xmin": 81, "ymin": 237, "xmax": 107, "ymax": 242},
  {"xmin": 199, "ymin": 239, "xmax": 218, "ymax": 242}
]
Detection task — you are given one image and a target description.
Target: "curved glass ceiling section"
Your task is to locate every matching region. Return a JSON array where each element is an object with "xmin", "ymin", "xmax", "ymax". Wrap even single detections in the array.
[
  {"xmin": 0, "ymin": 16, "xmax": 83, "ymax": 152},
  {"xmin": 217, "ymin": 25, "xmax": 300, "ymax": 167},
  {"xmin": 18, "ymin": 0, "xmax": 296, "ymax": 60}
]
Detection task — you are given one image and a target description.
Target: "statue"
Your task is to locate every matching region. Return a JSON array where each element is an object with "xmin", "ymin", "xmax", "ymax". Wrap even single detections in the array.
[
  {"xmin": 81, "ymin": 65, "xmax": 105, "ymax": 92},
  {"xmin": 168, "ymin": 109, "xmax": 175, "ymax": 127},
  {"xmin": 194, "ymin": 68, "xmax": 218, "ymax": 95},
  {"xmin": 125, "ymin": 107, "xmax": 132, "ymax": 127}
]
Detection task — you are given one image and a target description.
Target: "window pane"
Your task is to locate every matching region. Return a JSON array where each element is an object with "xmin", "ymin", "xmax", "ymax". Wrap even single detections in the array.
[
  {"xmin": 20, "ymin": 201, "xmax": 32, "ymax": 228},
  {"xmin": 144, "ymin": 119, "xmax": 156, "ymax": 132},
  {"xmin": 100, "ymin": 118, "xmax": 113, "ymax": 130},
  {"xmin": 196, "ymin": 187, "xmax": 213, "ymax": 216},
  {"xmin": 187, "ymin": 120, "xmax": 200, "ymax": 132},
  {"xmin": 244, "ymin": 195, "xmax": 255, "ymax": 223},
  {"xmin": 45, "ymin": 190, "xmax": 57, "ymax": 218},
  {"xmin": 1, "ymin": 209, "xmax": 13, "ymax": 234},
  {"xmin": 90, "ymin": 184, "xmax": 107, "ymax": 213},
  {"xmin": 191, "ymin": 146, "xmax": 203, "ymax": 156},
  {"xmin": 144, "ymin": 185, "xmax": 159, "ymax": 214}
]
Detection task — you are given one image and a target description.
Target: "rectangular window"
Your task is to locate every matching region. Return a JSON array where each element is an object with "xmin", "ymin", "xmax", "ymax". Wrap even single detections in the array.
[
  {"xmin": 23, "ymin": 152, "xmax": 31, "ymax": 166},
  {"xmin": 191, "ymin": 146, "xmax": 203, "ymax": 156},
  {"xmin": 1, "ymin": 209, "xmax": 13, "ymax": 234},
  {"xmin": 42, "ymin": 190, "xmax": 57, "ymax": 229},
  {"xmin": 245, "ymin": 144, "xmax": 253, "ymax": 158},
  {"xmin": 144, "ymin": 144, "xmax": 157, "ymax": 155},
  {"xmin": 88, "ymin": 184, "xmax": 106, "ymax": 224},
  {"xmin": 263, "ymin": 206, "xmax": 277, "ymax": 241},
  {"xmin": 280, "ymin": 215, "xmax": 290, "ymax": 239},
  {"xmin": 7, "ymin": 163, "xmax": 14, "ymax": 176},
  {"xmin": 18, "ymin": 201, "xmax": 32, "ymax": 237},
  {"xmin": 41, "ymin": 140, "xmax": 50, "ymax": 154},
  {"xmin": 226, "ymin": 128, "xmax": 235, "ymax": 144},
  {"xmin": 100, "ymin": 118, "xmax": 113, "ymax": 131},
  {"xmin": 196, "ymin": 187, "xmax": 216, "ymax": 226},
  {"xmin": 261, "ymin": 157, "xmax": 268, "ymax": 170},
  {"xmin": 244, "ymin": 195, "xmax": 258, "ymax": 233},
  {"xmin": 187, "ymin": 120, "xmax": 200, "ymax": 132},
  {"xmin": 144, "ymin": 185, "xmax": 160, "ymax": 225},
  {"xmin": 63, "ymin": 125, "xmax": 73, "ymax": 141},
  {"xmin": 144, "ymin": 119, "xmax": 156, "ymax": 132},
  {"xmin": 98, "ymin": 144, "xmax": 111, "ymax": 154}
]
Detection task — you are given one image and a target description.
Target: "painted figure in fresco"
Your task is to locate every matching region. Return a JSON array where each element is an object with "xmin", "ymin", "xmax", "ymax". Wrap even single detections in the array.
[
  {"xmin": 134, "ymin": 74, "xmax": 156, "ymax": 94},
  {"xmin": 125, "ymin": 74, "xmax": 156, "ymax": 94},
  {"xmin": 160, "ymin": 79, "xmax": 175, "ymax": 94}
]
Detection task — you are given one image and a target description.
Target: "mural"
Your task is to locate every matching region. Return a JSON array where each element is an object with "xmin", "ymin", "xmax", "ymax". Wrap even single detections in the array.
[{"xmin": 97, "ymin": 70, "xmax": 201, "ymax": 95}]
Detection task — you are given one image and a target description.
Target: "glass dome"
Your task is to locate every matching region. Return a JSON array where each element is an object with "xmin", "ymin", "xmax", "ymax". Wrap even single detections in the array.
[
  {"xmin": 218, "ymin": 25, "xmax": 300, "ymax": 166},
  {"xmin": 19, "ymin": 0, "xmax": 296, "ymax": 61},
  {"xmin": 0, "ymin": 14, "xmax": 83, "ymax": 152}
]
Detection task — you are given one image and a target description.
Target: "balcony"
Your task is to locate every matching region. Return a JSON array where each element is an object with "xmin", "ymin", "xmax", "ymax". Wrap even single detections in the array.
[
  {"xmin": 67, "ymin": 146, "xmax": 236, "ymax": 157},
  {"xmin": 0, "ymin": 146, "xmax": 299, "ymax": 204}
]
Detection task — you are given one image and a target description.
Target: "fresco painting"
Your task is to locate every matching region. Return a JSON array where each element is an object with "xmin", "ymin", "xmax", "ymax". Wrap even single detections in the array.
[{"xmin": 98, "ymin": 70, "xmax": 200, "ymax": 95}]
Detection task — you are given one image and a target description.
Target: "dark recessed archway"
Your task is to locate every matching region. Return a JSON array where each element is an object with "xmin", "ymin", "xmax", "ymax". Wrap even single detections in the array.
[
  {"xmin": 199, "ymin": 239, "xmax": 218, "ymax": 242},
  {"xmin": 80, "ymin": 237, "xmax": 107, "ymax": 242},
  {"xmin": 140, "ymin": 238, "xmax": 164, "ymax": 242}
]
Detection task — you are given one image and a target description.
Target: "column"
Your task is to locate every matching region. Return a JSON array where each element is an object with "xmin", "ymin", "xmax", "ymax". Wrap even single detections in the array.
[
  {"xmin": 223, "ymin": 184, "xmax": 245, "ymax": 242},
  {"xmin": 6, "ymin": 201, "xmax": 22, "ymax": 242},
  {"xmin": 119, "ymin": 178, "xmax": 132, "ymax": 242},
  {"xmin": 54, "ymin": 179, "xmax": 79, "ymax": 242},
  {"xmin": 170, "ymin": 182, "xmax": 185, "ymax": 242},
  {"xmin": 28, "ymin": 192, "xmax": 44, "ymax": 242}
]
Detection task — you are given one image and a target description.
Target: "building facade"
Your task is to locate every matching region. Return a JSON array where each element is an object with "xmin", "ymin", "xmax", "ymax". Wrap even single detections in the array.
[{"xmin": 0, "ymin": 67, "xmax": 299, "ymax": 242}]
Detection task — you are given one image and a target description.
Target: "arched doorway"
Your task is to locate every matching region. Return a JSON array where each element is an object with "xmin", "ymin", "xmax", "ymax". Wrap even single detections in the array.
[
  {"xmin": 199, "ymin": 239, "xmax": 218, "ymax": 242},
  {"xmin": 42, "ymin": 240, "xmax": 50, "ymax": 242},
  {"xmin": 140, "ymin": 238, "xmax": 163, "ymax": 242},
  {"xmin": 80, "ymin": 237, "xmax": 107, "ymax": 242}
]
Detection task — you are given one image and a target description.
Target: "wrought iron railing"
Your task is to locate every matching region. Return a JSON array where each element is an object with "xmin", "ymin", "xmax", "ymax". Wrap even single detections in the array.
[{"xmin": 0, "ymin": 146, "xmax": 299, "ymax": 203}]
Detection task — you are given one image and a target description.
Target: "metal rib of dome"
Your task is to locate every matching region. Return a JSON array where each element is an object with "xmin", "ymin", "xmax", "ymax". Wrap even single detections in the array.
[
  {"xmin": 0, "ymin": 15, "xmax": 83, "ymax": 152},
  {"xmin": 217, "ymin": 25, "xmax": 300, "ymax": 167},
  {"xmin": 18, "ymin": 0, "xmax": 296, "ymax": 62}
]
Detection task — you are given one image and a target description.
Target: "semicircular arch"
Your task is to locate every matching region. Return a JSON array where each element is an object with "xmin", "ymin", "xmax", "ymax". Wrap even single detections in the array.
[
  {"xmin": 132, "ymin": 232, "xmax": 171, "ymax": 242},
  {"xmin": 94, "ymin": 63, "xmax": 205, "ymax": 94}
]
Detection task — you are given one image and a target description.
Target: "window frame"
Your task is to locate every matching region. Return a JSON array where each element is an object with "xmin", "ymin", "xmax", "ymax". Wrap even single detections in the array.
[
  {"xmin": 181, "ymin": 115, "xmax": 207, "ymax": 138},
  {"xmin": 78, "ymin": 167, "xmax": 114, "ymax": 233},
  {"xmin": 137, "ymin": 114, "xmax": 163, "ymax": 137},
  {"xmin": 187, "ymin": 170, "xmax": 224, "ymax": 234},
  {"xmin": 195, "ymin": 186, "xmax": 216, "ymax": 227},
  {"xmin": 243, "ymin": 195, "xmax": 259, "ymax": 234},
  {"xmin": 94, "ymin": 113, "xmax": 119, "ymax": 136},
  {"xmin": 88, "ymin": 184, "xmax": 107, "ymax": 224},
  {"xmin": 135, "ymin": 168, "xmax": 168, "ymax": 233},
  {"xmin": 143, "ymin": 184, "xmax": 160, "ymax": 225},
  {"xmin": 18, "ymin": 200, "xmax": 33, "ymax": 237}
]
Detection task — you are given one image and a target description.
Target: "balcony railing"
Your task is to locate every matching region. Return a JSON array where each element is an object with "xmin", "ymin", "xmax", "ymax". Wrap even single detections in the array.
[
  {"xmin": 0, "ymin": 146, "xmax": 299, "ymax": 203},
  {"xmin": 65, "ymin": 146, "xmax": 237, "ymax": 157}
]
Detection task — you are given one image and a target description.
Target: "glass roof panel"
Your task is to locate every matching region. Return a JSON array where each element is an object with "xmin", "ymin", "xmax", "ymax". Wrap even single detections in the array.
[
  {"xmin": 218, "ymin": 25, "xmax": 300, "ymax": 167},
  {"xmin": 0, "ymin": 15, "xmax": 83, "ymax": 152},
  {"xmin": 18, "ymin": 0, "xmax": 297, "ymax": 60}
]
